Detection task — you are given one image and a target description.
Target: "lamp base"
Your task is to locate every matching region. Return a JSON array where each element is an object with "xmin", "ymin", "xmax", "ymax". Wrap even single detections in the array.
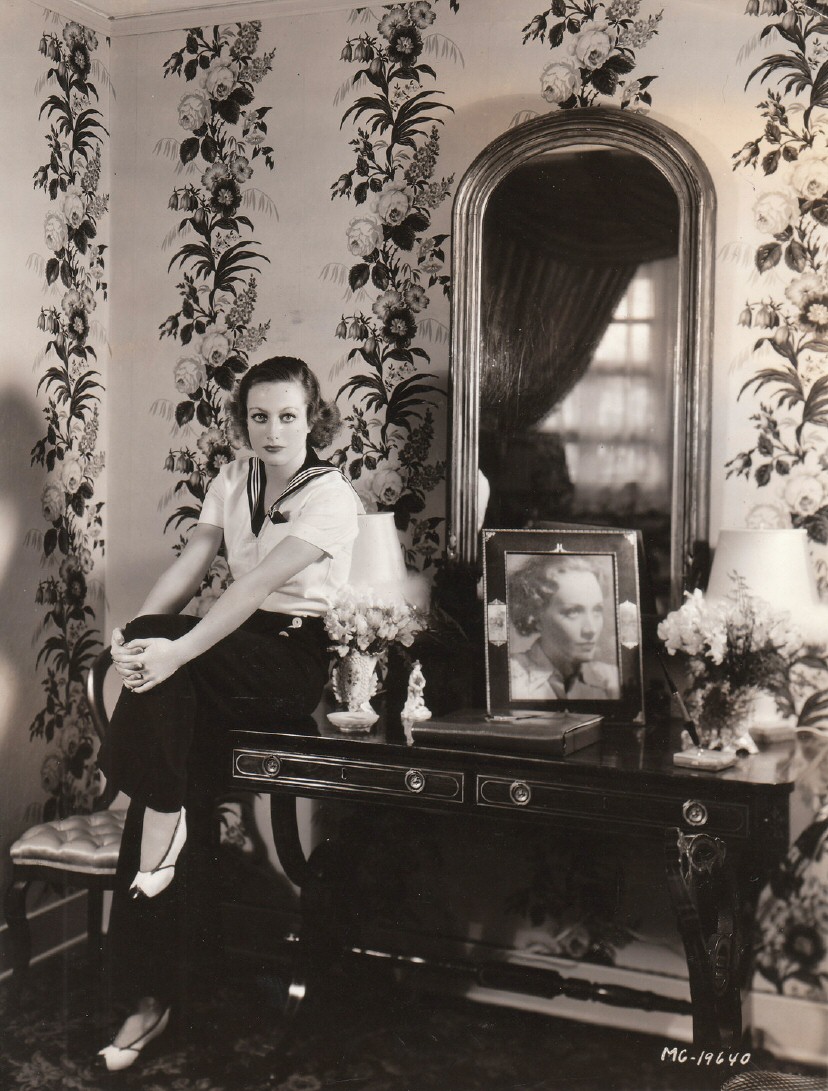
[{"xmin": 327, "ymin": 709, "xmax": 380, "ymax": 734}]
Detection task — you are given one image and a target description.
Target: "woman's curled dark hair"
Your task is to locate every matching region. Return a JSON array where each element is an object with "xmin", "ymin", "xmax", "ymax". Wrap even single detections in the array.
[
  {"xmin": 229, "ymin": 356, "xmax": 341, "ymax": 449},
  {"xmin": 509, "ymin": 554, "xmax": 603, "ymax": 637}
]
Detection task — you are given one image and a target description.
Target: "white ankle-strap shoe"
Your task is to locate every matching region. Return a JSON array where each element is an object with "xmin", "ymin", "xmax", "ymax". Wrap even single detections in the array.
[
  {"xmin": 130, "ymin": 808, "xmax": 187, "ymax": 900},
  {"xmin": 98, "ymin": 1006, "xmax": 171, "ymax": 1071}
]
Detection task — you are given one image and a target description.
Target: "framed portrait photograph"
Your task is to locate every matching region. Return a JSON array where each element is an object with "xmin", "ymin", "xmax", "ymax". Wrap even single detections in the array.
[{"xmin": 482, "ymin": 528, "xmax": 645, "ymax": 723}]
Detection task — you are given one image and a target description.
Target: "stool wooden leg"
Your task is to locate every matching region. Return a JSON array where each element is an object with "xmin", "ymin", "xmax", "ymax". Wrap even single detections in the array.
[{"xmin": 3, "ymin": 870, "xmax": 33, "ymax": 999}]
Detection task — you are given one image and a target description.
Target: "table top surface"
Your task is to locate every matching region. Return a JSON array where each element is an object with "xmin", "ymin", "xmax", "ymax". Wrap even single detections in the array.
[{"xmin": 231, "ymin": 712, "xmax": 799, "ymax": 794}]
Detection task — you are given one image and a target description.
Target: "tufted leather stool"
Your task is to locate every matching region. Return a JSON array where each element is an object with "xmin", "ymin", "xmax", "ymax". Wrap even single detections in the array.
[
  {"xmin": 4, "ymin": 648, "xmax": 120, "ymax": 997},
  {"xmin": 721, "ymin": 1073, "xmax": 828, "ymax": 1090}
]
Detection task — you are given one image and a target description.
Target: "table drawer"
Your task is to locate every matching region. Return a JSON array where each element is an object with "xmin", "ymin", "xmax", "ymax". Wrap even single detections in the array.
[
  {"xmin": 233, "ymin": 748, "xmax": 465, "ymax": 803},
  {"xmin": 475, "ymin": 775, "xmax": 750, "ymax": 837}
]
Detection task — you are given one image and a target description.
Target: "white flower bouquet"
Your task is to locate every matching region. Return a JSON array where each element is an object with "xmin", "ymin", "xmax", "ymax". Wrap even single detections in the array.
[
  {"xmin": 324, "ymin": 589, "xmax": 425, "ymax": 658},
  {"xmin": 658, "ymin": 577, "xmax": 809, "ymax": 746}
]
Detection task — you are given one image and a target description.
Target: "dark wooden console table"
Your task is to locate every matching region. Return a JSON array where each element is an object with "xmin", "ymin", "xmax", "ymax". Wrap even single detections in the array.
[{"xmin": 228, "ymin": 715, "xmax": 796, "ymax": 1050}]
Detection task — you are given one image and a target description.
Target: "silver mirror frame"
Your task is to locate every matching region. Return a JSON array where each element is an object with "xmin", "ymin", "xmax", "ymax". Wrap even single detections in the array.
[{"xmin": 447, "ymin": 106, "xmax": 715, "ymax": 608}]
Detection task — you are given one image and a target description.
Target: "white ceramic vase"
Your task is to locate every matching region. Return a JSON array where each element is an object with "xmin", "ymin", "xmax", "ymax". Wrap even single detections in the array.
[{"xmin": 328, "ymin": 651, "xmax": 380, "ymax": 733}]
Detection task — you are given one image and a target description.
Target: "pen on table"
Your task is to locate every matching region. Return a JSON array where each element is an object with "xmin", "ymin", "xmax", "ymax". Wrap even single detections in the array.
[
  {"xmin": 486, "ymin": 713, "xmax": 539, "ymax": 722},
  {"xmin": 657, "ymin": 653, "xmax": 701, "ymax": 748}
]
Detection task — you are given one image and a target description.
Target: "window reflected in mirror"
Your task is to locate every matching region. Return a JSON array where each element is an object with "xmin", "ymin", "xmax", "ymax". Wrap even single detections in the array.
[{"xmin": 478, "ymin": 148, "xmax": 680, "ymax": 609}]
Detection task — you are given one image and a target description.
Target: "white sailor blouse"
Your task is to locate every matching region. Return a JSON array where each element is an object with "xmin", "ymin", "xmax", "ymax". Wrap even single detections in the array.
[{"xmin": 199, "ymin": 451, "xmax": 364, "ymax": 617}]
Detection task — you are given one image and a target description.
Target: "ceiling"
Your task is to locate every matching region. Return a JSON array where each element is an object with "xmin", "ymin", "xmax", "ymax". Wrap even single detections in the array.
[
  {"xmin": 43, "ymin": 0, "xmax": 828, "ymax": 45},
  {"xmin": 39, "ymin": 0, "xmax": 359, "ymax": 35},
  {"xmin": 76, "ymin": 0, "xmax": 310, "ymax": 15},
  {"xmin": 76, "ymin": 0, "xmax": 764, "ymax": 14}
]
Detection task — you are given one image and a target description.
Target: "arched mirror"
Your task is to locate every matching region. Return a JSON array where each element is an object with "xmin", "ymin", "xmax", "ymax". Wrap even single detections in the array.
[{"xmin": 448, "ymin": 107, "xmax": 715, "ymax": 611}]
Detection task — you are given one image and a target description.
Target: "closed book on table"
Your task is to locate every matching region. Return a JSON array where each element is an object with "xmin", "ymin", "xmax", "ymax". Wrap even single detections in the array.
[{"xmin": 410, "ymin": 709, "xmax": 602, "ymax": 756}]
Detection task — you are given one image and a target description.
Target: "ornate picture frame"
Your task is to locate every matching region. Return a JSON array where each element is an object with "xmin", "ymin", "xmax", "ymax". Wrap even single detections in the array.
[{"xmin": 482, "ymin": 528, "xmax": 645, "ymax": 723}]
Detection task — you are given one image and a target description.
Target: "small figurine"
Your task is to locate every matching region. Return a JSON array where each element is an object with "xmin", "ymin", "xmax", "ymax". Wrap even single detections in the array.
[{"xmin": 401, "ymin": 660, "xmax": 431, "ymax": 743}]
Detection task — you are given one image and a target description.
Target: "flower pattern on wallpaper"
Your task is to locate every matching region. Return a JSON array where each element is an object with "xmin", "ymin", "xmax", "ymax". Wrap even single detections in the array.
[
  {"xmin": 157, "ymin": 22, "xmax": 276, "ymax": 604},
  {"xmin": 730, "ymin": 2, "xmax": 828, "ymax": 1003},
  {"xmin": 327, "ymin": 1, "xmax": 459, "ymax": 570},
  {"xmin": 728, "ymin": 4, "xmax": 828, "ymax": 591},
  {"xmin": 753, "ymin": 700, "xmax": 828, "ymax": 998},
  {"xmin": 755, "ymin": 808, "xmax": 828, "ymax": 1000},
  {"xmin": 29, "ymin": 19, "xmax": 109, "ymax": 819},
  {"xmin": 522, "ymin": 0, "xmax": 661, "ymax": 113}
]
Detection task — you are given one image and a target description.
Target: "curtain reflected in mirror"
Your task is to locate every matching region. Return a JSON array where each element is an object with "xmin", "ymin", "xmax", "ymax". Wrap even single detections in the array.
[
  {"xmin": 449, "ymin": 108, "xmax": 714, "ymax": 613},
  {"xmin": 478, "ymin": 149, "xmax": 680, "ymax": 608}
]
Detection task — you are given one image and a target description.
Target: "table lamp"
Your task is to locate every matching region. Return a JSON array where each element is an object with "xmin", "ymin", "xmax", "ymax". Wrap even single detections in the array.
[
  {"xmin": 348, "ymin": 511, "xmax": 429, "ymax": 610},
  {"xmin": 706, "ymin": 528, "xmax": 818, "ymax": 617},
  {"xmin": 706, "ymin": 528, "xmax": 826, "ymax": 742},
  {"xmin": 348, "ymin": 511, "xmax": 407, "ymax": 596}
]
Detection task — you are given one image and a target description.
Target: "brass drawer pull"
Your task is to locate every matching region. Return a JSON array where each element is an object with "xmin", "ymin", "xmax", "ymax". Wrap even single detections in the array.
[
  {"xmin": 509, "ymin": 781, "xmax": 532, "ymax": 806},
  {"xmin": 262, "ymin": 755, "xmax": 282, "ymax": 778},
  {"xmin": 682, "ymin": 799, "xmax": 708, "ymax": 826},
  {"xmin": 405, "ymin": 769, "xmax": 426, "ymax": 793}
]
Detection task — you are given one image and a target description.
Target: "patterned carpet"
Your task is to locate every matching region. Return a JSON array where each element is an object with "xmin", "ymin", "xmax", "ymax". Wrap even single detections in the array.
[{"xmin": 1, "ymin": 945, "xmax": 825, "ymax": 1091}]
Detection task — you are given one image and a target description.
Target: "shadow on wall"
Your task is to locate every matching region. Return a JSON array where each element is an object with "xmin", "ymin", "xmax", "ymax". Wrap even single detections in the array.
[
  {"xmin": 0, "ymin": 385, "xmax": 61, "ymax": 904},
  {"xmin": 442, "ymin": 93, "xmax": 542, "ymax": 182}
]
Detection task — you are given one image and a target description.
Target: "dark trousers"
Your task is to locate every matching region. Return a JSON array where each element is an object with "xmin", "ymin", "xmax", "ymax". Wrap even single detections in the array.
[{"xmin": 101, "ymin": 610, "xmax": 328, "ymax": 1006}]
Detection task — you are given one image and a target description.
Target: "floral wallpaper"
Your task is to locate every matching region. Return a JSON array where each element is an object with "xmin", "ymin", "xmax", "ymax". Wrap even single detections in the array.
[
  {"xmin": 19, "ymin": 0, "xmax": 828, "ymax": 1017},
  {"xmin": 29, "ymin": 16, "xmax": 109, "ymax": 821},
  {"xmin": 728, "ymin": 2, "xmax": 828, "ymax": 593},
  {"xmin": 156, "ymin": 21, "xmax": 276, "ymax": 606},
  {"xmin": 756, "ymin": 805, "xmax": 828, "ymax": 1000},
  {"xmin": 751, "ymin": 720, "xmax": 828, "ymax": 1000},
  {"xmin": 325, "ymin": 1, "xmax": 459, "ymax": 570},
  {"xmin": 729, "ymin": 0, "xmax": 828, "ymax": 1003},
  {"xmin": 522, "ymin": 0, "xmax": 661, "ymax": 116}
]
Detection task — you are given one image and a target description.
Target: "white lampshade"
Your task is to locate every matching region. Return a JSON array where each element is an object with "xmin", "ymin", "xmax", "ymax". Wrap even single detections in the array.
[
  {"xmin": 707, "ymin": 528, "xmax": 818, "ymax": 616},
  {"xmin": 348, "ymin": 512, "xmax": 407, "ymax": 596}
]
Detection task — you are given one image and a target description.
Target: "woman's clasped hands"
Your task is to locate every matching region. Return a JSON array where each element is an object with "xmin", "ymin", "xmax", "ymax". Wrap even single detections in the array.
[{"xmin": 111, "ymin": 628, "xmax": 185, "ymax": 693}]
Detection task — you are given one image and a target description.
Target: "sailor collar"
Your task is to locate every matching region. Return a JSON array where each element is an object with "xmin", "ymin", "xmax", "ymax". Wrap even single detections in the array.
[{"xmin": 246, "ymin": 448, "xmax": 343, "ymax": 536}]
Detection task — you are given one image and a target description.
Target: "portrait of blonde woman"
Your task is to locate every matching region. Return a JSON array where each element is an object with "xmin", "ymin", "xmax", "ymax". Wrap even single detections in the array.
[{"xmin": 507, "ymin": 553, "xmax": 621, "ymax": 702}]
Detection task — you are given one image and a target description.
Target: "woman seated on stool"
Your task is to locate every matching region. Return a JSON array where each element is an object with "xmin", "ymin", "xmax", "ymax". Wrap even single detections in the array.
[{"xmin": 97, "ymin": 356, "xmax": 363, "ymax": 1071}]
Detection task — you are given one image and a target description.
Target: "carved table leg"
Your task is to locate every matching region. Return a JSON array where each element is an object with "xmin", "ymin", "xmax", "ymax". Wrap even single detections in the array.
[
  {"xmin": 268, "ymin": 795, "xmax": 312, "ymax": 1023},
  {"xmin": 665, "ymin": 828, "xmax": 743, "ymax": 1049},
  {"xmin": 268, "ymin": 796, "xmax": 363, "ymax": 1026},
  {"xmin": 269, "ymin": 794, "xmax": 312, "ymax": 888}
]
